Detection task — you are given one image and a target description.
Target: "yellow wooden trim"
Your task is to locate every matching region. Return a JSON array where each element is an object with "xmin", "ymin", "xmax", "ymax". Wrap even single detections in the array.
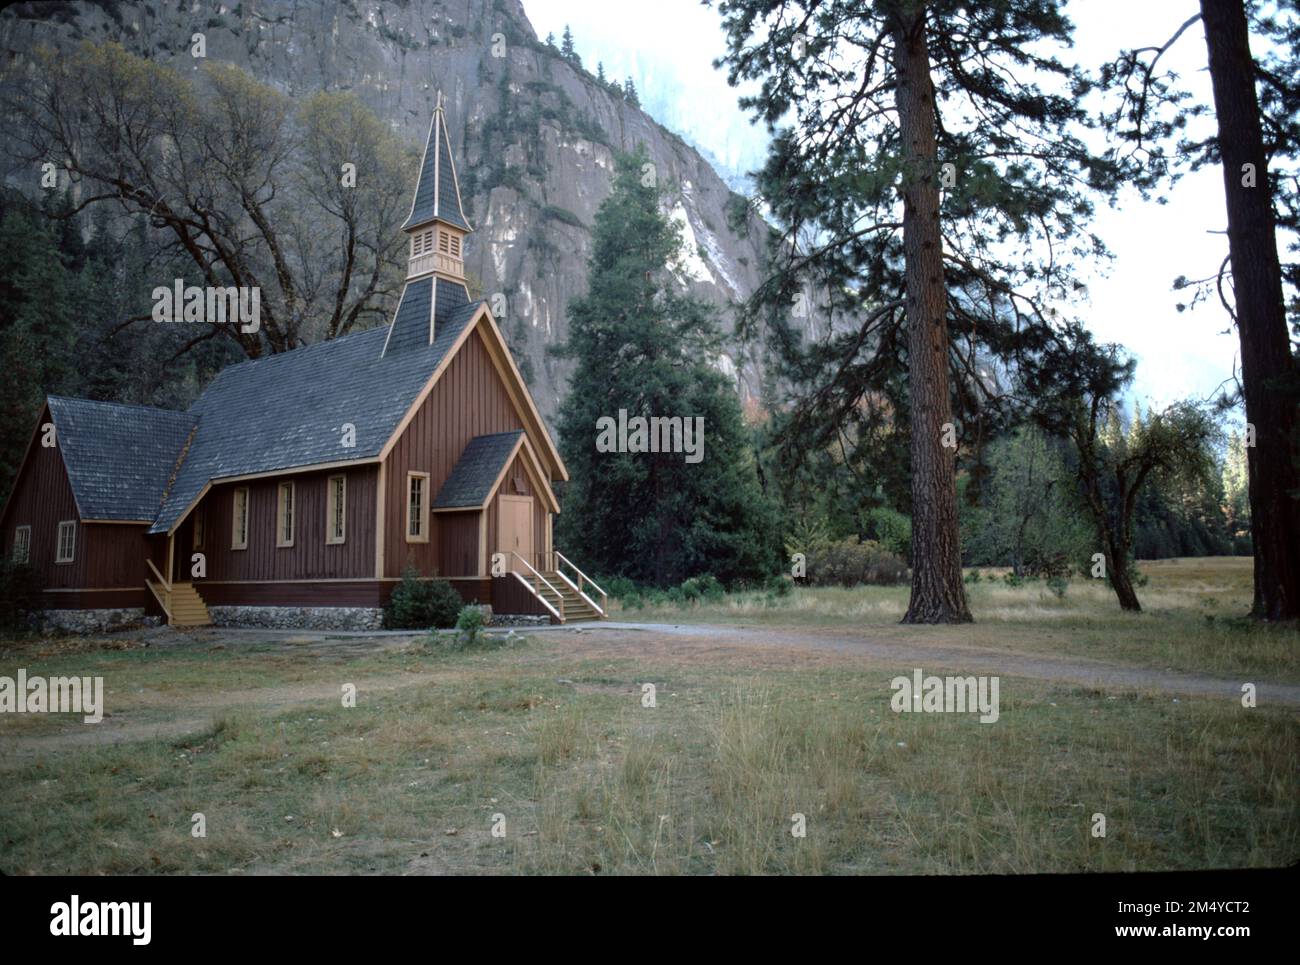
[
  {"xmin": 375, "ymin": 462, "xmax": 387, "ymax": 578},
  {"xmin": 231, "ymin": 487, "xmax": 250, "ymax": 550},
  {"xmin": 276, "ymin": 481, "xmax": 295, "ymax": 548},
  {"xmin": 405, "ymin": 471, "xmax": 430, "ymax": 543},
  {"xmin": 325, "ymin": 474, "xmax": 346, "ymax": 546},
  {"xmin": 473, "ymin": 314, "xmax": 569, "ymax": 482}
]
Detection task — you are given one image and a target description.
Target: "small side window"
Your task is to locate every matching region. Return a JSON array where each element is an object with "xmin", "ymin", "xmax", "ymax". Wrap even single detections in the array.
[
  {"xmin": 232, "ymin": 488, "xmax": 249, "ymax": 550},
  {"xmin": 12, "ymin": 525, "xmax": 31, "ymax": 564},
  {"xmin": 55, "ymin": 520, "xmax": 76, "ymax": 563}
]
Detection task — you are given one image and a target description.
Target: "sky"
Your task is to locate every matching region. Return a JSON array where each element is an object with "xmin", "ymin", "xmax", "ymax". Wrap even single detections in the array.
[{"xmin": 521, "ymin": 0, "xmax": 1253, "ymax": 414}]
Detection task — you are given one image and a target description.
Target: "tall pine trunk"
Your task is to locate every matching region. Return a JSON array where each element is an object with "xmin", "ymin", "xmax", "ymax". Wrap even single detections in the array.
[
  {"xmin": 1200, "ymin": 0, "xmax": 1300, "ymax": 621},
  {"xmin": 892, "ymin": 5, "xmax": 972, "ymax": 624}
]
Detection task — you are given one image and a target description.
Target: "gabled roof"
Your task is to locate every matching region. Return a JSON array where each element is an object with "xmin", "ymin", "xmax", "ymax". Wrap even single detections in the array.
[
  {"xmin": 433, "ymin": 431, "xmax": 525, "ymax": 509},
  {"xmin": 45, "ymin": 397, "xmax": 197, "ymax": 521},
  {"xmin": 149, "ymin": 301, "xmax": 481, "ymax": 534},
  {"xmin": 402, "ymin": 96, "xmax": 471, "ymax": 233}
]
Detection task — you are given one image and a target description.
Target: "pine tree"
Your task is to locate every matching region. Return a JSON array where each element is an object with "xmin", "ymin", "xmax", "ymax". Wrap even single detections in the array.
[
  {"xmin": 715, "ymin": 1, "xmax": 1126, "ymax": 623},
  {"xmin": 623, "ymin": 78, "xmax": 640, "ymax": 108},
  {"xmin": 555, "ymin": 149, "xmax": 781, "ymax": 587},
  {"xmin": 596, "ymin": 61, "xmax": 606, "ymax": 83},
  {"xmin": 560, "ymin": 25, "xmax": 579, "ymax": 65},
  {"xmin": 1101, "ymin": 1, "xmax": 1300, "ymax": 618}
]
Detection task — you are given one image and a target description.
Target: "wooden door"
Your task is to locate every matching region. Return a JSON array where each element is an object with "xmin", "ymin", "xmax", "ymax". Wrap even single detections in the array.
[{"xmin": 497, "ymin": 496, "xmax": 534, "ymax": 574}]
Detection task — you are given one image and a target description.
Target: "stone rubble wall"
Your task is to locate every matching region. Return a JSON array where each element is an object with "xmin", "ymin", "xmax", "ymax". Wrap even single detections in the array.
[
  {"xmin": 40, "ymin": 609, "xmax": 160, "ymax": 634},
  {"xmin": 208, "ymin": 606, "xmax": 385, "ymax": 631}
]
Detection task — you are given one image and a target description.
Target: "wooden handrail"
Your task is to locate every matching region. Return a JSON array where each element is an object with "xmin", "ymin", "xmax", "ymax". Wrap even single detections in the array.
[
  {"xmin": 552, "ymin": 568, "xmax": 606, "ymax": 618},
  {"xmin": 511, "ymin": 552, "xmax": 567, "ymax": 621},
  {"xmin": 147, "ymin": 559, "xmax": 172, "ymax": 594},
  {"xmin": 509, "ymin": 570, "xmax": 563, "ymax": 622},
  {"xmin": 145, "ymin": 577, "xmax": 172, "ymax": 624},
  {"xmin": 555, "ymin": 551, "xmax": 607, "ymax": 609}
]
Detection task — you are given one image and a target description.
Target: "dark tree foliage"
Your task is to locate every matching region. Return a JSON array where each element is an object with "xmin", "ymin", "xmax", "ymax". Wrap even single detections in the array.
[
  {"xmin": 555, "ymin": 149, "xmax": 782, "ymax": 588},
  {"xmin": 0, "ymin": 188, "xmax": 239, "ymax": 502},
  {"xmin": 713, "ymin": 0, "xmax": 1125, "ymax": 622}
]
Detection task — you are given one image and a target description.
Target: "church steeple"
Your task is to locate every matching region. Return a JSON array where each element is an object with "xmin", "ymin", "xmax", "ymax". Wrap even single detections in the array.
[
  {"xmin": 381, "ymin": 94, "xmax": 476, "ymax": 359},
  {"xmin": 403, "ymin": 92, "xmax": 472, "ymax": 283}
]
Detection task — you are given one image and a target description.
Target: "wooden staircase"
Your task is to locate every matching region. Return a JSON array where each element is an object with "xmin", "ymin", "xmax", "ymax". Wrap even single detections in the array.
[
  {"xmin": 146, "ymin": 561, "xmax": 212, "ymax": 627},
  {"xmin": 540, "ymin": 572, "xmax": 604, "ymax": 623},
  {"xmin": 168, "ymin": 582, "xmax": 213, "ymax": 627},
  {"xmin": 508, "ymin": 552, "xmax": 607, "ymax": 624}
]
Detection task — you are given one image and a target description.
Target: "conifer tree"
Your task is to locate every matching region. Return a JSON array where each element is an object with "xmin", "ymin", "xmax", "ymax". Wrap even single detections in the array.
[
  {"xmin": 715, "ymin": 0, "xmax": 1125, "ymax": 623},
  {"xmin": 555, "ymin": 149, "xmax": 781, "ymax": 587}
]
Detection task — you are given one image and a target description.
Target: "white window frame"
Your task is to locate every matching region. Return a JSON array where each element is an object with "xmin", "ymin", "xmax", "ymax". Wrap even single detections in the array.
[
  {"xmin": 12, "ymin": 525, "xmax": 31, "ymax": 564},
  {"xmin": 55, "ymin": 520, "xmax": 76, "ymax": 564},
  {"xmin": 327, "ymin": 474, "xmax": 346, "ymax": 545},
  {"xmin": 407, "ymin": 472, "xmax": 430, "ymax": 543},
  {"xmin": 277, "ymin": 481, "xmax": 295, "ymax": 548},
  {"xmin": 232, "ymin": 488, "xmax": 249, "ymax": 550}
]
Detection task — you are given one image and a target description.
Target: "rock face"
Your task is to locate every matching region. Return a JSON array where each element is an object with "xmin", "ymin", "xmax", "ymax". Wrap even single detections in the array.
[{"xmin": 0, "ymin": 0, "xmax": 773, "ymax": 423}]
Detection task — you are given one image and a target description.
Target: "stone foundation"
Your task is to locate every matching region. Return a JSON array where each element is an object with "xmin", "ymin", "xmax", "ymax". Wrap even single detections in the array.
[
  {"xmin": 489, "ymin": 613, "xmax": 552, "ymax": 627},
  {"xmin": 209, "ymin": 605, "xmax": 384, "ymax": 631},
  {"xmin": 41, "ymin": 608, "xmax": 158, "ymax": 634}
]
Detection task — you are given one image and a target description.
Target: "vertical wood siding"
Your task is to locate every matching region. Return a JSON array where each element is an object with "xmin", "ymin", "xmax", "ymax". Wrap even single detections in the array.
[
  {"xmin": 382, "ymin": 326, "xmax": 526, "ymax": 577},
  {"xmin": 193, "ymin": 465, "xmax": 377, "ymax": 582},
  {"xmin": 1, "ymin": 406, "xmax": 148, "ymax": 591}
]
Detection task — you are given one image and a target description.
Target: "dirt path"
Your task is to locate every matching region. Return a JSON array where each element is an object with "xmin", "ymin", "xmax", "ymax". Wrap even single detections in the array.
[
  {"xmin": 549, "ymin": 622, "xmax": 1300, "ymax": 705},
  {"xmin": 3, "ymin": 621, "xmax": 1293, "ymax": 759}
]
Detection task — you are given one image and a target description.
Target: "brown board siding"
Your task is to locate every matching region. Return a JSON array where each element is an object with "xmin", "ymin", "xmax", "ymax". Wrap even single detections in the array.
[
  {"xmin": 439, "ymin": 511, "xmax": 480, "ymax": 577},
  {"xmin": 1, "ymin": 407, "xmax": 150, "ymax": 591},
  {"xmin": 41, "ymin": 588, "xmax": 148, "ymax": 609},
  {"xmin": 491, "ymin": 575, "xmax": 550, "ymax": 616},
  {"xmin": 197, "ymin": 580, "xmax": 388, "ymax": 607},
  {"xmin": 383, "ymin": 325, "xmax": 525, "ymax": 578},
  {"xmin": 192, "ymin": 465, "xmax": 377, "ymax": 583}
]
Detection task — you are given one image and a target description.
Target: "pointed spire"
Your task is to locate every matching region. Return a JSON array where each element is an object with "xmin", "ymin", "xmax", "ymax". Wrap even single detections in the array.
[{"xmin": 403, "ymin": 91, "xmax": 472, "ymax": 233}]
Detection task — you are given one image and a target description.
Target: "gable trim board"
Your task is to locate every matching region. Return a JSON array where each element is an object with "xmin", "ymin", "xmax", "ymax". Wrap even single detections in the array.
[{"xmin": 376, "ymin": 307, "xmax": 567, "ymax": 482}]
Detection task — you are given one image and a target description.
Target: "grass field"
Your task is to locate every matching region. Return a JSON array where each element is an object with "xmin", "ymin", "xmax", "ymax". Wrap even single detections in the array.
[
  {"xmin": 0, "ymin": 557, "xmax": 1295, "ymax": 875},
  {"xmin": 619, "ymin": 556, "xmax": 1300, "ymax": 683}
]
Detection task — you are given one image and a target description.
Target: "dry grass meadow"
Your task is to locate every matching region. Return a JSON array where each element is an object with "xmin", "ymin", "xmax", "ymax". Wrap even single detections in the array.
[{"xmin": 0, "ymin": 556, "xmax": 1296, "ymax": 875}]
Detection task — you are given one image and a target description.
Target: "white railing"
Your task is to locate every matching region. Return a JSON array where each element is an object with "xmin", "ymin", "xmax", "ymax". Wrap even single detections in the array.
[
  {"xmin": 508, "ymin": 571, "xmax": 563, "ymax": 623},
  {"xmin": 553, "ymin": 568, "xmax": 606, "ymax": 618},
  {"xmin": 555, "ymin": 551, "xmax": 607, "ymax": 614},
  {"xmin": 510, "ymin": 551, "xmax": 566, "ymax": 622}
]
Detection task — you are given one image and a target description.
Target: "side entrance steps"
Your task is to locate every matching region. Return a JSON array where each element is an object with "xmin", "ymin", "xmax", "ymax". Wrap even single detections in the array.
[
  {"xmin": 541, "ymin": 572, "xmax": 603, "ymax": 622},
  {"xmin": 168, "ymin": 582, "xmax": 213, "ymax": 627},
  {"xmin": 146, "ymin": 561, "xmax": 213, "ymax": 627},
  {"xmin": 508, "ymin": 551, "xmax": 608, "ymax": 624}
]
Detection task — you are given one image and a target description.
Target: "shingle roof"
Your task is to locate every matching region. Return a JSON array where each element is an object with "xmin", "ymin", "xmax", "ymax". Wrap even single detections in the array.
[
  {"xmin": 402, "ymin": 105, "xmax": 471, "ymax": 232},
  {"xmin": 149, "ymin": 294, "xmax": 484, "ymax": 534},
  {"xmin": 433, "ymin": 431, "xmax": 524, "ymax": 509},
  {"xmin": 46, "ymin": 397, "xmax": 197, "ymax": 521},
  {"xmin": 383, "ymin": 277, "xmax": 477, "ymax": 357}
]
